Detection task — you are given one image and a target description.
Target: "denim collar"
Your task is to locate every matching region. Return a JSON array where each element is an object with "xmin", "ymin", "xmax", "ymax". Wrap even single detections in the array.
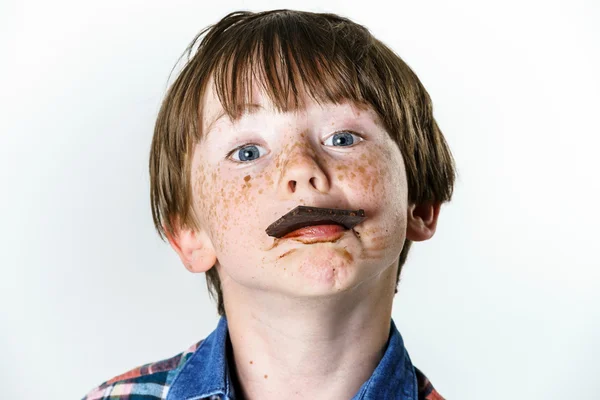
[{"xmin": 167, "ymin": 316, "xmax": 417, "ymax": 400}]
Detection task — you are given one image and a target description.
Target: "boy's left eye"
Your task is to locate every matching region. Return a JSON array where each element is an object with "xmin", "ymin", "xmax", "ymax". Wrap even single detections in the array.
[{"xmin": 323, "ymin": 131, "xmax": 363, "ymax": 147}]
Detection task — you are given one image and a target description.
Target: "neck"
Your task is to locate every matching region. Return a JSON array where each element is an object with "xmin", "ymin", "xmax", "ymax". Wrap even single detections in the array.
[{"xmin": 221, "ymin": 262, "xmax": 397, "ymax": 400}]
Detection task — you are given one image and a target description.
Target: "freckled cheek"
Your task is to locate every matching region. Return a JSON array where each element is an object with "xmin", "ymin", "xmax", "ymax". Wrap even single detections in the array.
[
  {"xmin": 203, "ymin": 172, "xmax": 271, "ymax": 250},
  {"xmin": 344, "ymin": 161, "xmax": 392, "ymax": 203},
  {"xmin": 346, "ymin": 163, "xmax": 406, "ymax": 252}
]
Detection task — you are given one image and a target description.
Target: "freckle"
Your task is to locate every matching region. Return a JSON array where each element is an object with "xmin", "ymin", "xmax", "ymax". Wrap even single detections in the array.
[
  {"xmin": 250, "ymin": 361, "xmax": 253, "ymax": 364},
  {"xmin": 259, "ymin": 189, "xmax": 263, "ymax": 194},
  {"xmin": 358, "ymin": 166, "xmax": 365, "ymax": 173},
  {"xmin": 361, "ymin": 154, "xmax": 367, "ymax": 160},
  {"xmin": 264, "ymin": 374, "xmax": 268, "ymax": 379},
  {"xmin": 244, "ymin": 175, "xmax": 251, "ymax": 182},
  {"xmin": 337, "ymin": 174, "xmax": 344, "ymax": 181},
  {"xmin": 350, "ymin": 172, "xmax": 356, "ymax": 178}
]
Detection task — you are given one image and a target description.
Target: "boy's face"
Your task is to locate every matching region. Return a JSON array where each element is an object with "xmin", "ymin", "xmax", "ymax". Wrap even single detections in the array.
[{"xmin": 189, "ymin": 79, "xmax": 410, "ymax": 297}]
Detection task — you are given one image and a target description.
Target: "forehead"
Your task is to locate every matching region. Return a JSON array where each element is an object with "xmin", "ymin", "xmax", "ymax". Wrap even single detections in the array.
[{"xmin": 200, "ymin": 76, "xmax": 381, "ymax": 135}]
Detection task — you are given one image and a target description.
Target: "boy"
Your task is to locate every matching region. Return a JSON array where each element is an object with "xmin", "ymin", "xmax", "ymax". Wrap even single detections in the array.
[{"xmin": 83, "ymin": 9, "xmax": 455, "ymax": 400}]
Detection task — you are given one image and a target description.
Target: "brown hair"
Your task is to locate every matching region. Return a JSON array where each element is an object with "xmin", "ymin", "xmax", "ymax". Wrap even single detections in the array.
[{"xmin": 149, "ymin": 9, "xmax": 457, "ymax": 316}]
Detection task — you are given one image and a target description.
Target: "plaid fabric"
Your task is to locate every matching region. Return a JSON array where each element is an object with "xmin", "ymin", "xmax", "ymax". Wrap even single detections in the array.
[
  {"xmin": 81, "ymin": 339, "xmax": 208, "ymax": 400},
  {"xmin": 82, "ymin": 332, "xmax": 445, "ymax": 400}
]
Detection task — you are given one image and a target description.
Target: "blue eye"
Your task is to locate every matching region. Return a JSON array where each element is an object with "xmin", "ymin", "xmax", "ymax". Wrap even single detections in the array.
[
  {"xmin": 230, "ymin": 144, "xmax": 267, "ymax": 162},
  {"xmin": 228, "ymin": 131, "xmax": 362, "ymax": 163},
  {"xmin": 324, "ymin": 131, "xmax": 363, "ymax": 147}
]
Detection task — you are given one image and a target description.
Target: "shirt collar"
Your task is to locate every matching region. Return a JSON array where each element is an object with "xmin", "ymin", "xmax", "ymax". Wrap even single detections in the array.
[
  {"xmin": 351, "ymin": 319, "xmax": 418, "ymax": 400},
  {"xmin": 167, "ymin": 316, "xmax": 234, "ymax": 400},
  {"xmin": 168, "ymin": 316, "xmax": 417, "ymax": 400}
]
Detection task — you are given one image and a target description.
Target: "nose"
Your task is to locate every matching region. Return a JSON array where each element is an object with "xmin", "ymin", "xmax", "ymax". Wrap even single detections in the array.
[{"xmin": 277, "ymin": 146, "xmax": 330, "ymax": 198}]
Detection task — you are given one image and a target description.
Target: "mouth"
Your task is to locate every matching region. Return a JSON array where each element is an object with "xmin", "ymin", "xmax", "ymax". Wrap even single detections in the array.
[
  {"xmin": 266, "ymin": 205, "xmax": 367, "ymax": 239},
  {"xmin": 281, "ymin": 222, "xmax": 348, "ymax": 243}
]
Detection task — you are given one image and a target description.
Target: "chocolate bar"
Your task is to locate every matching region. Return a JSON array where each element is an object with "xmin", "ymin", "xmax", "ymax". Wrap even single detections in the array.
[{"xmin": 266, "ymin": 206, "xmax": 367, "ymax": 238}]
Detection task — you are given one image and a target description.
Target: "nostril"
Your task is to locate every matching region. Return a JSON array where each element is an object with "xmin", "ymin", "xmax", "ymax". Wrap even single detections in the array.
[{"xmin": 289, "ymin": 181, "xmax": 296, "ymax": 192}]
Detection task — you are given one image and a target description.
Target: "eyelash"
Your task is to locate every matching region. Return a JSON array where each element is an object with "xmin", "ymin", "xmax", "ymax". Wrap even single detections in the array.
[{"xmin": 225, "ymin": 130, "xmax": 365, "ymax": 163}]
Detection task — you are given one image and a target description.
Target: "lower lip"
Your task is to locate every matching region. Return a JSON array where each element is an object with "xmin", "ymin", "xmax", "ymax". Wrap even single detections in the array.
[{"xmin": 282, "ymin": 224, "xmax": 346, "ymax": 242}]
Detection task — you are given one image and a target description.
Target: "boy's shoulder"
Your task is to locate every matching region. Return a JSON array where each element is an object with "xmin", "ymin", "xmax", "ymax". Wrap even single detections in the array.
[{"xmin": 81, "ymin": 339, "xmax": 207, "ymax": 400}]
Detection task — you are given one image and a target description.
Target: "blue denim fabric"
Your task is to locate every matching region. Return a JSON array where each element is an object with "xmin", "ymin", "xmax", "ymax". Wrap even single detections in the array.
[{"xmin": 167, "ymin": 316, "xmax": 418, "ymax": 400}]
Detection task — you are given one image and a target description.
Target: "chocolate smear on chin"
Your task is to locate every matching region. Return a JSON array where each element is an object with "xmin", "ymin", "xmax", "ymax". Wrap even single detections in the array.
[{"xmin": 265, "ymin": 205, "xmax": 367, "ymax": 238}]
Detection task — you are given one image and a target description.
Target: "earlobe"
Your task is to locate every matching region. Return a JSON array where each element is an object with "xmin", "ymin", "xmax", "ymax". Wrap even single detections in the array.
[
  {"xmin": 405, "ymin": 202, "xmax": 442, "ymax": 242},
  {"xmin": 164, "ymin": 222, "xmax": 217, "ymax": 274},
  {"xmin": 187, "ymin": 244, "xmax": 218, "ymax": 273}
]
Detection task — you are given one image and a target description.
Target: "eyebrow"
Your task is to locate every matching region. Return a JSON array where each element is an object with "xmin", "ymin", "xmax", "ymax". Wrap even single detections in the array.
[{"xmin": 204, "ymin": 103, "xmax": 264, "ymax": 138}]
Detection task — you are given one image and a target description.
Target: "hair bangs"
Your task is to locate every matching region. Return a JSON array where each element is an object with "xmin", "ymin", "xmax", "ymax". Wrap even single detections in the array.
[{"xmin": 210, "ymin": 12, "xmax": 370, "ymax": 121}]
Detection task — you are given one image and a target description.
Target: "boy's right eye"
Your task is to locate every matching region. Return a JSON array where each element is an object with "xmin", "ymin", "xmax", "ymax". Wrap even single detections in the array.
[{"xmin": 228, "ymin": 144, "xmax": 268, "ymax": 163}]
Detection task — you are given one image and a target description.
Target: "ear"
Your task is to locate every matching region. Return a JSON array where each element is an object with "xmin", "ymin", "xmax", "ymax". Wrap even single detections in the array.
[
  {"xmin": 406, "ymin": 202, "xmax": 442, "ymax": 242},
  {"xmin": 163, "ymin": 220, "xmax": 217, "ymax": 274}
]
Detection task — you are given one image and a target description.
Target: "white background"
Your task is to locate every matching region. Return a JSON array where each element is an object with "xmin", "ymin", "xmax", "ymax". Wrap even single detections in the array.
[{"xmin": 1, "ymin": 0, "xmax": 599, "ymax": 399}]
